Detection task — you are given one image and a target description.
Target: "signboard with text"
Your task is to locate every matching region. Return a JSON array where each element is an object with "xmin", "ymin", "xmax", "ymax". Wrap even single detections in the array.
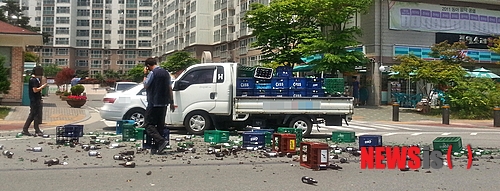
[
  {"xmin": 435, "ymin": 33, "xmax": 495, "ymax": 49},
  {"xmin": 389, "ymin": 1, "xmax": 500, "ymax": 35}
]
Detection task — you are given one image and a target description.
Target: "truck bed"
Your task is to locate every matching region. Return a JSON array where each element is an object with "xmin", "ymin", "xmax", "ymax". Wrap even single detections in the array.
[{"xmin": 234, "ymin": 96, "xmax": 354, "ymax": 115}]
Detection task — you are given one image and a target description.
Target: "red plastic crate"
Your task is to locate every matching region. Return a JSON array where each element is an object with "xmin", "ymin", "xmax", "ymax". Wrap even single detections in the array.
[
  {"xmin": 300, "ymin": 142, "xmax": 330, "ymax": 170},
  {"xmin": 272, "ymin": 133, "xmax": 296, "ymax": 153}
]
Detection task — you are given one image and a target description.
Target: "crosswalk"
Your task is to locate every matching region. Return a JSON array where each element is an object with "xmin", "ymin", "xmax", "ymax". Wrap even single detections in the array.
[{"xmin": 318, "ymin": 121, "xmax": 422, "ymax": 132}]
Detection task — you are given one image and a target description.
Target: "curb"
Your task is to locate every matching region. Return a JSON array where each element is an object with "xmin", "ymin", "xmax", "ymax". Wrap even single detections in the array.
[{"xmin": 0, "ymin": 109, "xmax": 92, "ymax": 134}]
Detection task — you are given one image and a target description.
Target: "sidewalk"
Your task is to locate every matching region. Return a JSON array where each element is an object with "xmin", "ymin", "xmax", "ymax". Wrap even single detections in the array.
[{"xmin": 0, "ymin": 94, "xmax": 91, "ymax": 132}]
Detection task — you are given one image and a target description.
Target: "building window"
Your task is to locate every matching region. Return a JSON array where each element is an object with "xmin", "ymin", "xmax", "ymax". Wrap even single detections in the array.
[
  {"xmin": 138, "ymin": 20, "xmax": 152, "ymax": 27},
  {"xmin": 77, "ymin": 50, "xmax": 88, "ymax": 57},
  {"xmin": 126, "ymin": 20, "xmax": 137, "ymax": 28},
  {"xmin": 138, "ymin": 50, "xmax": 151, "ymax": 57},
  {"xmin": 139, "ymin": 0, "xmax": 152, "ymax": 7},
  {"xmin": 43, "ymin": 7, "xmax": 54, "ymax": 15},
  {"xmin": 56, "ymin": 48, "xmax": 69, "ymax": 55},
  {"xmin": 55, "ymin": 38, "xmax": 69, "ymax": 45},
  {"xmin": 91, "ymin": 30, "xmax": 102, "ymax": 38},
  {"xmin": 125, "ymin": 40, "xmax": 136, "ymax": 48},
  {"xmin": 138, "ymin": 30, "xmax": 151, "ymax": 37},
  {"xmin": 214, "ymin": 14, "xmax": 220, "ymax": 26},
  {"xmin": 92, "ymin": 0, "xmax": 104, "ymax": 8},
  {"xmin": 76, "ymin": 60, "xmax": 89, "ymax": 67},
  {"xmin": 42, "ymin": 27, "xmax": 53, "ymax": 33},
  {"xmin": 126, "ymin": 10, "xmax": 137, "ymax": 18},
  {"xmin": 116, "ymin": 60, "xmax": 123, "ymax": 65},
  {"xmin": 190, "ymin": 16, "xmax": 196, "ymax": 28},
  {"xmin": 125, "ymin": 30, "xmax": 136, "ymax": 38},
  {"xmin": 76, "ymin": 40, "xmax": 89, "ymax": 47},
  {"xmin": 92, "ymin": 20, "xmax": 103, "ymax": 28},
  {"xmin": 42, "ymin": 59, "xmax": 53, "ymax": 64},
  {"xmin": 92, "ymin": 10, "xmax": 103, "ymax": 18},
  {"xmin": 57, "ymin": 0, "xmax": 70, "ymax": 3},
  {"xmin": 139, "ymin": 10, "xmax": 152, "ymax": 17},
  {"xmin": 91, "ymin": 50, "xmax": 102, "ymax": 58},
  {"xmin": 56, "ymin": 7, "xmax": 70, "ymax": 14},
  {"xmin": 77, "ymin": 20, "xmax": 90, "ymax": 26},
  {"xmin": 77, "ymin": 30, "xmax": 89, "ymax": 36},
  {"xmin": 90, "ymin": 70, "xmax": 101, "ymax": 78},
  {"xmin": 125, "ymin": 50, "xmax": 136, "ymax": 58},
  {"xmin": 138, "ymin": 40, "xmax": 151, "ymax": 47},
  {"xmin": 56, "ymin": 17, "xmax": 70, "ymax": 24},
  {"xmin": 56, "ymin": 59, "xmax": 68, "ymax": 66},
  {"xmin": 91, "ymin": 40, "xmax": 103, "ymax": 48},
  {"xmin": 55, "ymin": 27, "xmax": 69, "ymax": 34},
  {"xmin": 43, "ymin": 17, "xmax": 54, "ymax": 25},
  {"xmin": 91, "ymin": 60, "xmax": 102, "ymax": 68},
  {"xmin": 77, "ymin": 9, "xmax": 90, "ymax": 16},
  {"xmin": 77, "ymin": 0, "xmax": 90, "ymax": 6}
]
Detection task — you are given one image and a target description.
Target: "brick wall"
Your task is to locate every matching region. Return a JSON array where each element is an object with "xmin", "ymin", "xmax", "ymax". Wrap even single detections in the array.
[{"xmin": 2, "ymin": 46, "xmax": 24, "ymax": 105}]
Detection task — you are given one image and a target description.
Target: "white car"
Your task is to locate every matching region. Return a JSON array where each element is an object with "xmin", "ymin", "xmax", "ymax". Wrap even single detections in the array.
[{"xmin": 100, "ymin": 84, "xmax": 149, "ymax": 127}]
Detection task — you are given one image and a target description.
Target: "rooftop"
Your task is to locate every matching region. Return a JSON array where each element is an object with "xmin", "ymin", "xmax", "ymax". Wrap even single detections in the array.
[{"xmin": 0, "ymin": 21, "xmax": 39, "ymax": 35}]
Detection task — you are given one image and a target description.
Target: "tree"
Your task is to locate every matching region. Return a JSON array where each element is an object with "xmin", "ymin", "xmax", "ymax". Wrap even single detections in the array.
[
  {"xmin": 75, "ymin": 70, "xmax": 89, "ymax": 78},
  {"xmin": 103, "ymin": 70, "xmax": 122, "ymax": 80},
  {"xmin": 489, "ymin": 37, "xmax": 500, "ymax": 56},
  {"xmin": 43, "ymin": 64, "xmax": 62, "ymax": 78},
  {"xmin": 0, "ymin": 0, "xmax": 32, "ymax": 29},
  {"xmin": 245, "ymin": 0, "xmax": 321, "ymax": 66},
  {"xmin": 126, "ymin": 64, "xmax": 146, "ymax": 83},
  {"xmin": 160, "ymin": 51, "xmax": 199, "ymax": 74},
  {"xmin": 0, "ymin": 56, "xmax": 11, "ymax": 94},
  {"xmin": 54, "ymin": 68, "xmax": 75, "ymax": 91},
  {"xmin": 24, "ymin": 52, "xmax": 39, "ymax": 62}
]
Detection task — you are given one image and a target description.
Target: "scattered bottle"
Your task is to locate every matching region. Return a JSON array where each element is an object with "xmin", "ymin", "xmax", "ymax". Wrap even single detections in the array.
[
  {"xmin": 2, "ymin": 150, "xmax": 14, "ymax": 158},
  {"xmin": 328, "ymin": 164, "xmax": 343, "ymax": 170},
  {"xmin": 16, "ymin": 133, "xmax": 23, "ymax": 138},
  {"xmin": 301, "ymin": 176, "xmax": 318, "ymax": 184},
  {"xmin": 44, "ymin": 158, "xmax": 59, "ymax": 166},
  {"xmin": 113, "ymin": 155, "xmax": 124, "ymax": 160},
  {"xmin": 27, "ymin": 147, "xmax": 43, "ymax": 152},
  {"xmin": 215, "ymin": 152, "xmax": 225, "ymax": 157},
  {"xmin": 119, "ymin": 151, "xmax": 134, "ymax": 156},
  {"xmin": 88, "ymin": 151, "xmax": 100, "ymax": 156},
  {"xmin": 42, "ymin": 134, "xmax": 50, "ymax": 138},
  {"xmin": 265, "ymin": 152, "xmax": 278, "ymax": 158},
  {"xmin": 0, "ymin": 145, "xmax": 4, "ymax": 150},
  {"xmin": 110, "ymin": 143, "xmax": 126, "ymax": 148},
  {"xmin": 339, "ymin": 158, "xmax": 348, "ymax": 163},
  {"xmin": 123, "ymin": 155, "xmax": 134, "ymax": 161},
  {"xmin": 119, "ymin": 162, "xmax": 136, "ymax": 168}
]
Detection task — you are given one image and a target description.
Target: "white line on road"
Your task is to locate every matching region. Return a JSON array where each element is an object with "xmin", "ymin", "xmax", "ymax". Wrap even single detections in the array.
[
  {"xmin": 87, "ymin": 106, "xmax": 100, "ymax": 113},
  {"xmin": 352, "ymin": 121, "xmax": 420, "ymax": 131},
  {"xmin": 411, "ymin": 133, "xmax": 423, "ymax": 136},
  {"xmin": 441, "ymin": 133, "xmax": 451, "ymax": 135},
  {"xmin": 383, "ymin": 133, "xmax": 398, "ymax": 136},
  {"xmin": 320, "ymin": 125, "xmax": 354, "ymax": 131},
  {"xmin": 470, "ymin": 133, "xmax": 477, "ymax": 136},
  {"xmin": 345, "ymin": 125, "xmax": 377, "ymax": 130}
]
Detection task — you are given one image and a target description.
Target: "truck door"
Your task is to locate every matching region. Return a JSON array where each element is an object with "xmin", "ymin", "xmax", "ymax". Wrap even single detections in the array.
[
  {"xmin": 168, "ymin": 66, "xmax": 217, "ymax": 125},
  {"xmin": 211, "ymin": 66, "xmax": 231, "ymax": 115}
]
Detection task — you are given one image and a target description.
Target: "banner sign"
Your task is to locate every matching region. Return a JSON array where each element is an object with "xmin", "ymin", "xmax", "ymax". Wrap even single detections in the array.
[
  {"xmin": 389, "ymin": 1, "xmax": 500, "ymax": 35},
  {"xmin": 435, "ymin": 33, "xmax": 495, "ymax": 49}
]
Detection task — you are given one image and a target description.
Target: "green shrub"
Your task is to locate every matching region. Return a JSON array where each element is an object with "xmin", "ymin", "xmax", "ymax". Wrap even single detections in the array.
[
  {"xmin": 446, "ymin": 78, "xmax": 500, "ymax": 119},
  {"xmin": 70, "ymin": 85, "xmax": 85, "ymax": 95},
  {"xmin": 63, "ymin": 91, "xmax": 70, "ymax": 96}
]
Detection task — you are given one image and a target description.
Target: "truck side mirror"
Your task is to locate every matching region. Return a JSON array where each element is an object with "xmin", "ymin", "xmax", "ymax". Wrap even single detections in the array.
[{"xmin": 173, "ymin": 80, "xmax": 190, "ymax": 91}]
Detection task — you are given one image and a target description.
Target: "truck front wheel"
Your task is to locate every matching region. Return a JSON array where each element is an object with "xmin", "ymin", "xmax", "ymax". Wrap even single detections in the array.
[
  {"xmin": 184, "ymin": 111, "xmax": 212, "ymax": 135},
  {"xmin": 289, "ymin": 116, "xmax": 313, "ymax": 136}
]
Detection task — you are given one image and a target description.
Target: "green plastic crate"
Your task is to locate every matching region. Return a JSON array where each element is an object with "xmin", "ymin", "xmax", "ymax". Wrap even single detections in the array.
[
  {"xmin": 277, "ymin": 127, "xmax": 303, "ymax": 144},
  {"xmin": 135, "ymin": 128, "xmax": 145, "ymax": 140},
  {"xmin": 121, "ymin": 123, "xmax": 137, "ymax": 142},
  {"xmin": 324, "ymin": 78, "xmax": 345, "ymax": 94},
  {"xmin": 204, "ymin": 130, "xmax": 230, "ymax": 143},
  {"xmin": 432, "ymin": 137, "xmax": 462, "ymax": 152},
  {"xmin": 331, "ymin": 131, "xmax": 356, "ymax": 143}
]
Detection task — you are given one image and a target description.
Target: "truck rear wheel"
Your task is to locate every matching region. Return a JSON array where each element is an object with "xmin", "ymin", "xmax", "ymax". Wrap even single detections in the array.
[
  {"xmin": 289, "ymin": 116, "xmax": 312, "ymax": 136},
  {"xmin": 184, "ymin": 111, "xmax": 212, "ymax": 135}
]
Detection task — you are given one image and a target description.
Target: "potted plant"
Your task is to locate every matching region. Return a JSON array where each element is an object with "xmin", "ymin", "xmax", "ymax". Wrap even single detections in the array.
[
  {"xmin": 66, "ymin": 85, "xmax": 87, "ymax": 108},
  {"xmin": 55, "ymin": 90, "xmax": 63, "ymax": 96},
  {"xmin": 60, "ymin": 92, "xmax": 70, "ymax": 101}
]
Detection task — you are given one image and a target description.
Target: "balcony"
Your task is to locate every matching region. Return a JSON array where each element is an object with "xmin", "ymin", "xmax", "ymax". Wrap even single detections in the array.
[
  {"xmin": 93, "ymin": 3, "xmax": 103, "ymax": 8},
  {"xmin": 221, "ymin": 34, "xmax": 227, "ymax": 42},
  {"xmin": 92, "ymin": 24, "xmax": 103, "ymax": 28},
  {"xmin": 227, "ymin": 16, "xmax": 234, "ymax": 26},
  {"xmin": 105, "ymin": 14, "xmax": 111, "ymax": 19},
  {"xmin": 221, "ymin": 17, "xmax": 227, "ymax": 25},
  {"xmin": 105, "ymin": 34, "xmax": 111, "ymax": 39},
  {"xmin": 227, "ymin": 33, "xmax": 234, "ymax": 41},
  {"xmin": 104, "ymin": 45, "xmax": 111, "ymax": 49},
  {"xmin": 119, "ymin": 14, "xmax": 124, "ymax": 19},
  {"xmin": 227, "ymin": 0, "xmax": 234, "ymax": 9},
  {"xmin": 91, "ymin": 34, "xmax": 102, "ymax": 38},
  {"xmin": 105, "ymin": 4, "xmax": 112, "ymax": 9},
  {"xmin": 239, "ymin": 46, "xmax": 248, "ymax": 55}
]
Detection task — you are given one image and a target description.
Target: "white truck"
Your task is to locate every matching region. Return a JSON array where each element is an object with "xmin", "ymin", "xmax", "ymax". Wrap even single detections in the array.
[{"xmin": 164, "ymin": 62, "xmax": 354, "ymax": 136}]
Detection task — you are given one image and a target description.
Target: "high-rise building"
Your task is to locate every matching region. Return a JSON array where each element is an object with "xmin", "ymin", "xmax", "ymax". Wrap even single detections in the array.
[
  {"xmin": 152, "ymin": 0, "xmax": 269, "ymax": 66},
  {"xmin": 17, "ymin": 0, "xmax": 154, "ymax": 77}
]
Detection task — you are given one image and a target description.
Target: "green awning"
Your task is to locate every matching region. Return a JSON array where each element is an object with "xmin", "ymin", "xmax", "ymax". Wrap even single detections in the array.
[{"xmin": 293, "ymin": 64, "xmax": 315, "ymax": 72}]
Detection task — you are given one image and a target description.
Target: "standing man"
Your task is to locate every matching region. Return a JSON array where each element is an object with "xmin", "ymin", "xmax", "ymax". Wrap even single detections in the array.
[
  {"xmin": 143, "ymin": 58, "xmax": 175, "ymax": 154},
  {"xmin": 22, "ymin": 73, "xmax": 48, "ymax": 136},
  {"xmin": 352, "ymin": 76, "xmax": 360, "ymax": 107}
]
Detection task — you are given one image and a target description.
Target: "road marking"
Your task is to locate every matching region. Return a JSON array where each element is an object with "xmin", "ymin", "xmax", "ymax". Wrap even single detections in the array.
[
  {"xmin": 321, "ymin": 125, "xmax": 354, "ymax": 131},
  {"xmin": 383, "ymin": 133, "xmax": 398, "ymax": 136},
  {"xmin": 411, "ymin": 133, "xmax": 422, "ymax": 136},
  {"xmin": 345, "ymin": 125, "xmax": 376, "ymax": 130},
  {"xmin": 353, "ymin": 121, "xmax": 420, "ymax": 131},
  {"xmin": 87, "ymin": 106, "xmax": 100, "ymax": 113},
  {"xmin": 470, "ymin": 133, "xmax": 477, "ymax": 136},
  {"xmin": 441, "ymin": 133, "xmax": 451, "ymax": 135}
]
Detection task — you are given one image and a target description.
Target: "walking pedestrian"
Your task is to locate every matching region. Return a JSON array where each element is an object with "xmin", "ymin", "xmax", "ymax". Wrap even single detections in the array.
[
  {"xmin": 352, "ymin": 76, "xmax": 360, "ymax": 107},
  {"xmin": 143, "ymin": 58, "xmax": 175, "ymax": 154},
  {"xmin": 22, "ymin": 73, "xmax": 47, "ymax": 136}
]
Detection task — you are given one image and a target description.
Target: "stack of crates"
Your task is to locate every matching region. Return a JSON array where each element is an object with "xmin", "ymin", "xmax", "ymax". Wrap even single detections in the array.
[
  {"xmin": 324, "ymin": 78, "xmax": 344, "ymax": 95},
  {"xmin": 277, "ymin": 127, "xmax": 303, "ymax": 145},
  {"xmin": 142, "ymin": 128, "xmax": 170, "ymax": 149},
  {"xmin": 56, "ymin": 125, "xmax": 84, "ymax": 145},
  {"xmin": 120, "ymin": 120, "xmax": 137, "ymax": 142},
  {"xmin": 252, "ymin": 129, "xmax": 274, "ymax": 147},
  {"xmin": 116, "ymin": 120, "xmax": 135, "ymax": 135},
  {"xmin": 204, "ymin": 130, "xmax": 230, "ymax": 144}
]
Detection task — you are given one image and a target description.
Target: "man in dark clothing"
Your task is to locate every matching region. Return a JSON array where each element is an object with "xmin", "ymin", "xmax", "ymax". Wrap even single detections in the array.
[
  {"xmin": 352, "ymin": 76, "xmax": 360, "ymax": 107},
  {"xmin": 22, "ymin": 74, "xmax": 48, "ymax": 136},
  {"xmin": 143, "ymin": 58, "xmax": 175, "ymax": 154}
]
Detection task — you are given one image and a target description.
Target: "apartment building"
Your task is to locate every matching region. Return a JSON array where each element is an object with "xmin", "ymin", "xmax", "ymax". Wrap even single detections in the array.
[
  {"xmin": 17, "ymin": 0, "xmax": 154, "ymax": 77},
  {"xmin": 152, "ymin": 0, "xmax": 269, "ymax": 66}
]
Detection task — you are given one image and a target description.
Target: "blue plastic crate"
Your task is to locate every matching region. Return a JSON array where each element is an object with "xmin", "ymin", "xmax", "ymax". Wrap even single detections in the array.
[
  {"xmin": 271, "ymin": 89, "xmax": 288, "ymax": 97},
  {"xmin": 56, "ymin": 125, "xmax": 84, "ymax": 137},
  {"xmin": 359, "ymin": 135, "xmax": 383, "ymax": 148},
  {"xmin": 306, "ymin": 78, "xmax": 324, "ymax": 89},
  {"xmin": 289, "ymin": 78, "xmax": 307, "ymax": 89},
  {"xmin": 254, "ymin": 89, "xmax": 272, "ymax": 97},
  {"xmin": 236, "ymin": 89, "xmax": 254, "ymax": 97},
  {"xmin": 242, "ymin": 132, "xmax": 266, "ymax": 148},
  {"xmin": 276, "ymin": 66, "xmax": 292, "ymax": 77},
  {"xmin": 306, "ymin": 89, "xmax": 325, "ymax": 97},
  {"xmin": 142, "ymin": 128, "xmax": 170, "ymax": 149},
  {"xmin": 236, "ymin": 77, "xmax": 255, "ymax": 89},
  {"xmin": 289, "ymin": 90, "xmax": 307, "ymax": 97},
  {"xmin": 271, "ymin": 77, "xmax": 289, "ymax": 89},
  {"xmin": 255, "ymin": 83, "xmax": 272, "ymax": 89},
  {"xmin": 116, "ymin": 120, "xmax": 135, "ymax": 135}
]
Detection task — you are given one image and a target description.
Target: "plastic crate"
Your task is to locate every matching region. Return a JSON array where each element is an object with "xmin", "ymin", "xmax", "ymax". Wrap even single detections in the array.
[
  {"xmin": 331, "ymin": 131, "xmax": 356, "ymax": 143},
  {"xmin": 324, "ymin": 78, "xmax": 345, "ymax": 94},
  {"xmin": 254, "ymin": 89, "xmax": 272, "ymax": 97},
  {"xmin": 270, "ymin": 89, "xmax": 288, "ymax": 97},
  {"xmin": 254, "ymin": 67, "xmax": 274, "ymax": 79},
  {"xmin": 289, "ymin": 90, "xmax": 307, "ymax": 97},
  {"xmin": 271, "ymin": 77, "xmax": 289, "ymax": 89},
  {"xmin": 121, "ymin": 123, "xmax": 137, "ymax": 142},
  {"xmin": 306, "ymin": 89, "xmax": 325, "ymax": 97},
  {"xmin": 252, "ymin": 129, "xmax": 274, "ymax": 146},
  {"xmin": 204, "ymin": 130, "xmax": 230, "ymax": 143},
  {"xmin": 289, "ymin": 78, "xmax": 307, "ymax": 89},
  {"xmin": 277, "ymin": 127, "xmax": 303, "ymax": 145},
  {"xmin": 242, "ymin": 132, "xmax": 266, "ymax": 148},
  {"xmin": 272, "ymin": 133, "xmax": 296, "ymax": 153},
  {"xmin": 255, "ymin": 83, "xmax": 272, "ymax": 89},
  {"xmin": 359, "ymin": 135, "xmax": 383, "ymax": 148},
  {"xmin": 236, "ymin": 89, "xmax": 255, "ymax": 97},
  {"xmin": 306, "ymin": 78, "xmax": 324, "ymax": 89},
  {"xmin": 300, "ymin": 142, "xmax": 330, "ymax": 170},
  {"xmin": 56, "ymin": 125, "xmax": 84, "ymax": 137},
  {"xmin": 142, "ymin": 128, "xmax": 170, "ymax": 149},
  {"xmin": 116, "ymin": 120, "xmax": 135, "ymax": 135},
  {"xmin": 56, "ymin": 137, "xmax": 80, "ymax": 145},
  {"xmin": 135, "ymin": 128, "xmax": 145, "ymax": 140},
  {"xmin": 236, "ymin": 77, "xmax": 255, "ymax": 89},
  {"xmin": 432, "ymin": 137, "xmax": 462, "ymax": 152},
  {"xmin": 276, "ymin": 66, "xmax": 292, "ymax": 77}
]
